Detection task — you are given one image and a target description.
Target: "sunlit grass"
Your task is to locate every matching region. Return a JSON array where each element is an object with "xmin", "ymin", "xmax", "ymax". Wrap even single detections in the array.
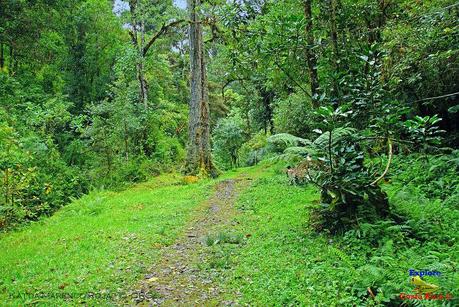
[
  {"xmin": 0, "ymin": 172, "xmax": 219, "ymax": 305},
  {"xmin": 217, "ymin": 167, "xmax": 458, "ymax": 306}
]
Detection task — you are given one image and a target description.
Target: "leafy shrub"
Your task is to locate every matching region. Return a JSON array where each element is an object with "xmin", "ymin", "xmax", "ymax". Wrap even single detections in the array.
[
  {"xmin": 272, "ymin": 107, "xmax": 391, "ymax": 233},
  {"xmin": 307, "ymin": 132, "xmax": 390, "ymax": 233},
  {"xmin": 213, "ymin": 112, "xmax": 246, "ymax": 169},
  {"xmin": 86, "ymin": 157, "xmax": 167, "ymax": 191},
  {"xmin": 330, "ymin": 152, "xmax": 459, "ymax": 303},
  {"xmin": 267, "ymin": 133, "xmax": 312, "ymax": 154},
  {"xmin": 0, "ymin": 135, "xmax": 87, "ymax": 229},
  {"xmin": 0, "ymin": 94, "xmax": 88, "ymax": 229},
  {"xmin": 273, "ymin": 92, "xmax": 314, "ymax": 137},
  {"xmin": 238, "ymin": 131, "xmax": 268, "ymax": 166},
  {"xmin": 390, "ymin": 151, "xmax": 459, "ymax": 201},
  {"xmin": 271, "ymin": 104, "xmax": 450, "ymax": 234},
  {"xmin": 152, "ymin": 134, "xmax": 185, "ymax": 167},
  {"xmin": 404, "ymin": 115, "xmax": 446, "ymax": 152}
]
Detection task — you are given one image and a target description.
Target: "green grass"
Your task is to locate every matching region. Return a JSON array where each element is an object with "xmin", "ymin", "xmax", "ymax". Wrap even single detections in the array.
[
  {"xmin": 0, "ymin": 173, "xmax": 218, "ymax": 305},
  {"xmin": 215, "ymin": 165, "xmax": 458, "ymax": 306},
  {"xmin": 217, "ymin": 168, "xmax": 348, "ymax": 305},
  {"xmin": 1, "ymin": 162, "xmax": 457, "ymax": 306}
]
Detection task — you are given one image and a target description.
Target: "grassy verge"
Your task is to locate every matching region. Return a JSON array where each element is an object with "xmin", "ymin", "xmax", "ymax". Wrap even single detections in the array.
[
  {"xmin": 0, "ymin": 173, "xmax": 218, "ymax": 305},
  {"xmin": 215, "ymin": 163, "xmax": 458, "ymax": 306},
  {"xmin": 1, "ymin": 160, "xmax": 456, "ymax": 306}
]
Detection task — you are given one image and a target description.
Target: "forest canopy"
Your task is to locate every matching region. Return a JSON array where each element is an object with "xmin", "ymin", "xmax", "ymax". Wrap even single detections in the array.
[{"xmin": 0, "ymin": 0, "xmax": 457, "ymax": 226}]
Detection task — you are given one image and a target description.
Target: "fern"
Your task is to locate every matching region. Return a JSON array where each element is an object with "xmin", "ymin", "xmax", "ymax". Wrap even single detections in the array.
[
  {"xmin": 328, "ymin": 246, "xmax": 357, "ymax": 276},
  {"xmin": 270, "ymin": 128, "xmax": 356, "ymax": 161},
  {"xmin": 268, "ymin": 145, "xmax": 317, "ymax": 164},
  {"xmin": 267, "ymin": 133, "xmax": 312, "ymax": 153},
  {"xmin": 284, "ymin": 146, "xmax": 318, "ymax": 157},
  {"xmin": 268, "ymin": 152, "xmax": 304, "ymax": 164},
  {"xmin": 313, "ymin": 127, "xmax": 356, "ymax": 148}
]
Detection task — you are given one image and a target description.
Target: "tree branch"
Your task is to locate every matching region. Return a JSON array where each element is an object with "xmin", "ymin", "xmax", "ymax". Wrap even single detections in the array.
[
  {"xmin": 221, "ymin": 78, "xmax": 247, "ymax": 98},
  {"xmin": 204, "ymin": 20, "xmax": 222, "ymax": 44},
  {"xmin": 273, "ymin": 59, "xmax": 313, "ymax": 99},
  {"xmin": 143, "ymin": 19, "xmax": 185, "ymax": 56},
  {"xmin": 128, "ymin": 30, "xmax": 138, "ymax": 47},
  {"xmin": 370, "ymin": 138, "xmax": 393, "ymax": 186},
  {"xmin": 414, "ymin": 91, "xmax": 459, "ymax": 104}
]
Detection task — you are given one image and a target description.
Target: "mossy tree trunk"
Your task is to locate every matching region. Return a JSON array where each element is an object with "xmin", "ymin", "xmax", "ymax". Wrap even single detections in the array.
[{"xmin": 184, "ymin": 0, "xmax": 217, "ymax": 177}]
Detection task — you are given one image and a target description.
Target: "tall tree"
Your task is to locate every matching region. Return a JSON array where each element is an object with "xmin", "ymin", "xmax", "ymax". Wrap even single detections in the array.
[
  {"xmin": 127, "ymin": 0, "xmax": 184, "ymax": 108},
  {"xmin": 128, "ymin": 0, "xmax": 148, "ymax": 107},
  {"xmin": 303, "ymin": 0, "xmax": 320, "ymax": 107},
  {"xmin": 329, "ymin": 0, "xmax": 340, "ymax": 99},
  {"xmin": 184, "ymin": 0, "xmax": 217, "ymax": 177}
]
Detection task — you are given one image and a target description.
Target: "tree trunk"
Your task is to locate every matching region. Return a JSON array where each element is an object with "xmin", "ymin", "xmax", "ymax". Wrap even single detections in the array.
[
  {"xmin": 329, "ymin": 0, "xmax": 340, "ymax": 99},
  {"xmin": 0, "ymin": 43, "xmax": 4, "ymax": 70},
  {"xmin": 185, "ymin": 0, "xmax": 217, "ymax": 177},
  {"xmin": 139, "ymin": 16, "xmax": 148, "ymax": 107},
  {"xmin": 9, "ymin": 46, "xmax": 14, "ymax": 76},
  {"xmin": 124, "ymin": 120, "xmax": 129, "ymax": 161},
  {"xmin": 258, "ymin": 87, "xmax": 275, "ymax": 134},
  {"xmin": 367, "ymin": 0, "xmax": 387, "ymax": 45},
  {"xmin": 129, "ymin": 0, "xmax": 148, "ymax": 107},
  {"xmin": 304, "ymin": 0, "xmax": 320, "ymax": 108},
  {"xmin": 137, "ymin": 52, "xmax": 148, "ymax": 108},
  {"xmin": 4, "ymin": 167, "xmax": 9, "ymax": 205}
]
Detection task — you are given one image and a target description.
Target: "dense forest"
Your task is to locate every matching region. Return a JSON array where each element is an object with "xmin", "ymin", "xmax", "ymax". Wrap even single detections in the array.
[{"xmin": 0, "ymin": 0, "xmax": 458, "ymax": 306}]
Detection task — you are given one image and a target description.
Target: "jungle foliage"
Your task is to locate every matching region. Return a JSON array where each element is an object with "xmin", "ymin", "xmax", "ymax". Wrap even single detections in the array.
[
  {"xmin": 0, "ymin": 0, "xmax": 458, "ymax": 305},
  {"xmin": 0, "ymin": 0, "xmax": 458, "ymax": 243}
]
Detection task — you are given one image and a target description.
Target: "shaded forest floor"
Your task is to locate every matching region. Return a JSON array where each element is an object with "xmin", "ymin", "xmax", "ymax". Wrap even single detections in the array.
[{"xmin": 0, "ymin": 163, "xmax": 457, "ymax": 306}]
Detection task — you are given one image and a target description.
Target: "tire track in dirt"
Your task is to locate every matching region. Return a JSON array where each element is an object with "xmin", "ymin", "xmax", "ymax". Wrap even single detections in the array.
[{"xmin": 131, "ymin": 175, "xmax": 252, "ymax": 306}]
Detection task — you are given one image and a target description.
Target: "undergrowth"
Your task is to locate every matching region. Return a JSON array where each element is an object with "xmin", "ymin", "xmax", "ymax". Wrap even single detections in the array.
[{"xmin": 220, "ymin": 159, "xmax": 458, "ymax": 306}]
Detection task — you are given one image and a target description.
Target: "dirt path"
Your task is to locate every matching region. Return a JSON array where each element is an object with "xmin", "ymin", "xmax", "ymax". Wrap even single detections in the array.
[{"xmin": 131, "ymin": 176, "xmax": 251, "ymax": 306}]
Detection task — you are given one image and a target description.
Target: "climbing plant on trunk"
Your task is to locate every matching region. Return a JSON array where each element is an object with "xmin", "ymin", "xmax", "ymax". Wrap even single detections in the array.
[{"xmin": 184, "ymin": 0, "xmax": 218, "ymax": 177}]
